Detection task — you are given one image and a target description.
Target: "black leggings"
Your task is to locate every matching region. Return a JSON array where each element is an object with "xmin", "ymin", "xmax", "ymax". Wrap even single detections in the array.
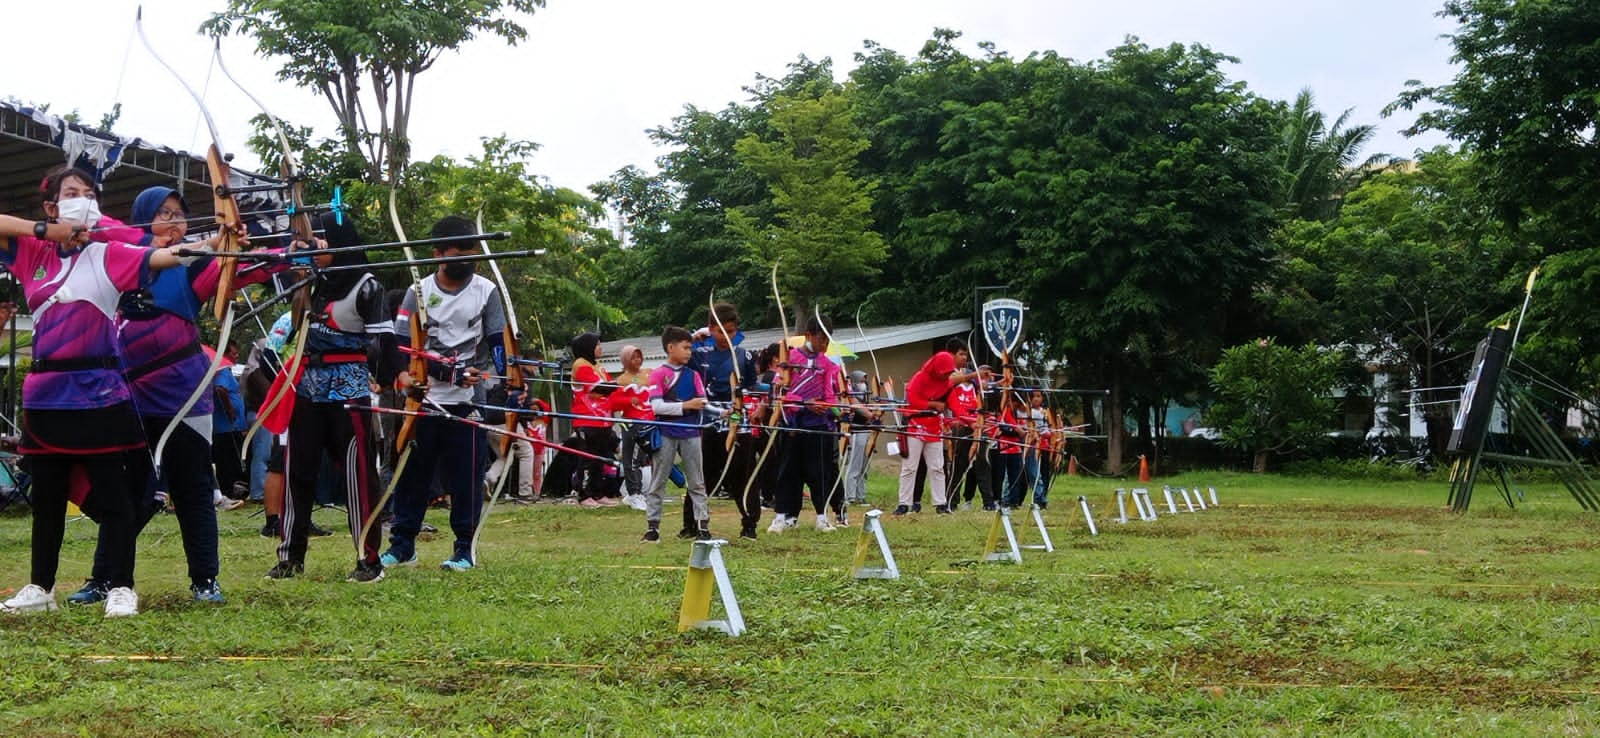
[{"xmin": 29, "ymin": 452, "xmax": 143, "ymax": 591}]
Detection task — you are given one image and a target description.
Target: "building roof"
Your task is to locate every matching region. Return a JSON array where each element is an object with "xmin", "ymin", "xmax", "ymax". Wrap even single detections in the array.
[
  {"xmin": 0, "ymin": 101, "xmax": 283, "ymax": 228},
  {"xmin": 597, "ymin": 317, "xmax": 970, "ymax": 371}
]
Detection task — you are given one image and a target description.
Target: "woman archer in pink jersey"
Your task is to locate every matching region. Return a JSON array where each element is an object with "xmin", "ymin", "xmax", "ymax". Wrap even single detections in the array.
[{"xmin": 0, "ymin": 166, "xmax": 195, "ymax": 617}]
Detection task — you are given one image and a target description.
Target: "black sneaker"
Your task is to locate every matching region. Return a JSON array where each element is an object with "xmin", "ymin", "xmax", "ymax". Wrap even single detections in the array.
[
  {"xmin": 695, "ymin": 528, "xmax": 712, "ymax": 541},
  {"xmin": 935, "ymin": 505, "xmax": 952, "ymax": 515},
  {"xmin": 739, "ymin": 524, "xmax": 757, "ymax": 540},
  {"xmin": 911, "ymin": 503, "xmax": 922, "ymax": 513},
  {"xmin": 191, "ymin": 579, "xmax": 225, "ymax": 603},
  {"xmin": 641, "ymin": 528, "xmax": 661, "ymax": 543},
  {"xmin": 982, "ymin": 503, "xmax": 997, "ymax": 512},
  {"xmin": 265, "ymin": 561, "xmax": 303, "ymax": 579},
  {"xmin": 308, "ymin": 521, "xmax": 334, "ymax": 537},
  {"xmin": 675, "ymin": 527, "xmax": 697, "ymax": 540},
  {"xmin": 892, "ymin": 505, "xmax": 909, "ymax": 516},
  {"xmin": 260, "ymin": 517, "xmax": 282, "ymax": 539},
  {"xmin": 66, "ymin": 579, "xmax": 109, "ymax": 605},
  {"xmin": 346, "ymin": 561, "xmax": 385, "ymax": 584}
]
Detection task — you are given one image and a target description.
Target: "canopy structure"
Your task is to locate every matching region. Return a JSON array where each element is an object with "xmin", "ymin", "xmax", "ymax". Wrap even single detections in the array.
[{"xmin": 0, "ymin": 100, "xmax": 283, "ymax": 227}]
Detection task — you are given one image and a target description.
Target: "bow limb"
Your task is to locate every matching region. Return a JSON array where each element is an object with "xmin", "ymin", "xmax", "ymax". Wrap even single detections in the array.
[
  {"xmin": 390, "ymin": 186, "xmax": 429, "ymax": 453},
  {"xmin": 138, "ymin": 8, "xmax": 246, "ymax": 469},
  {"xmin": 706, "ymin": 291, "xmax": 741, "ymax": 496},
  {"xmin": 472, "ymin": 208, "xmax": 524, "ymax": 562},
  {"xmin": 359, "ymin": 188, "xmax": 428, "ymax": 550},
  {"xmin": 741, "ymin": 262, "xmax": 790, "ymax": 505},
  {"xmin": 477, "ymin": 208, "xmax": 524, "ymax": 460}
]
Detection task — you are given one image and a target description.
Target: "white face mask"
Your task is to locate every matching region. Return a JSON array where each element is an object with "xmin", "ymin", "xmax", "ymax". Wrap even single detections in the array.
[{"xmin": 55, "ymin": 196, "xmax": 102, "ymax": 228}]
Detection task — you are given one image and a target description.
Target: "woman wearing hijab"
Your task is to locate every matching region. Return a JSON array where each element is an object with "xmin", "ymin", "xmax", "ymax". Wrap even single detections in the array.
[
  {"xmin": 266, "ymin": 212, "xmax": 398, "ymax": 583},
  {"xmin": 567, "ymin": 332, "xmax": 623, "ymax": 507},
  {"xmin": 56, "ymin": 186, "xmax": 284, "ymax": 607}
]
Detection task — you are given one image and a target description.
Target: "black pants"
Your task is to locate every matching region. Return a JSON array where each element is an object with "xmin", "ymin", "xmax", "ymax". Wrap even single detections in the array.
[
  {"xmin": 694, "ymin": 428, "xmax": 756, "ymax": 531},
  {"xmin": 950, "ymin": 431, "xmax": 994, "ymax": 506},
  {"xmin": 31, "ymin": 452, "xmax": 142, "ymax": 590},
  {"xmin": 389, "ymin": 403, "xmax": 488, "ymax": 560},
  {"xmin": 93, "ymin": 418, "xmax": 218, "ymax": 586},
  {"xmin": 776, "ymin": 430, "xmax": 841, "ymax": 518},
  {"xmin": 573, "ymin": 426, "xmax": 619, "ymax": 501},
  {"xmin": 212, "ymin": 429, "xmax": 247, "ymax": 495},
  {"xmin": 281, "ymin": 397, "xmax": 382, "ymax": 566}
]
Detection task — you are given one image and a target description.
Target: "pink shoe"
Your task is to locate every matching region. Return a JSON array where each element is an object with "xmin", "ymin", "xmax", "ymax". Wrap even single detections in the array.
[
  {"xmin": 580, "ymin": 498, "xmax": 602, "ymax": 508},
  {"xmin": 597, "ymin": 497, "xmax": 621, "ymax": 507}
]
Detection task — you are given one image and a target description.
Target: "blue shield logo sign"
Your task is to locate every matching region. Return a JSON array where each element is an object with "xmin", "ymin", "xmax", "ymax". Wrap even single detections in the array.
[{"xmin": 981, "ymin": 299, "xmax": 1025, "ymax": 358}]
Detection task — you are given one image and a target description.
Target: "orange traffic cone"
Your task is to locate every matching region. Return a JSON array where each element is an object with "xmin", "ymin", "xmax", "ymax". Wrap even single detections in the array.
[
  {"xmin": 1066, "ymin": 455, "xmax": 1078, "ymax": 477},
  {"xmin": 1138, "ymin": 454, "xmax": 1150, "ymax": 482}
]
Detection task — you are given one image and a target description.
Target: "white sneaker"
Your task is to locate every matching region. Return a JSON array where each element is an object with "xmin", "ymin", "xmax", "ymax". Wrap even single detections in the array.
[
  {"xmin": 104, "ymin": 587, "xmax": 139, "ymax": 618},
  {"xmin": 815, "ymin": 515, "xmax": 836, "ymax": 532},
  {"xmin": 1, "ymin": 584, "xmax": 58, "ymax": 613},
  {"xmin": 766, "ymin": 514, "xmax": 789, "ymax": 534},
  {"xmin": 624, "ymin": 494, "xmax": 648, "ymax": 512},
  {"xmin": 782, "ymin": 516, "xmax": 799, "ymax": 530}
]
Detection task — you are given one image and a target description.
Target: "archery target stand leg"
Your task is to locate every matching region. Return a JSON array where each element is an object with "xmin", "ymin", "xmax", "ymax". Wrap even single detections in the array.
[
  {"xmin": 677, "ymin": 539, "xmax": 745, "ymax": 636},
  {"xmin": 1179, "ymin": 486, "xmax": 1197, "ymax": 512},
  {"xmin": 983, "ymin": 507, "xmax": 1023, "ymax": 563},
  {"xmin": 1191, "ymin": 484, "xmax": 1208, "ymax": 510},
  {"xmin": 1208, "ymin": 486, "xmax": 1219, "ymax": 506},
  {"xmin": 1114, "ymin": 488, "xmax": 1129, "ymax": 524},
  {"xmin": 1020, "ymin": 503, "xmax": 1055, "ymax": 552},
  {"xmin": 850, "ymin": 509, "xmax": 899, "ymax": 579},
  {"xmin": 1161, "ymin": 486, "xmax": 1180, "ymax": 515},
  {"xmin": 1077, "ymin": 495, "xmax": 1098, "ymax": 536},
  {"xmin": 1132, "ymin": 488, "xmax": 1158, "ymax": 521}
]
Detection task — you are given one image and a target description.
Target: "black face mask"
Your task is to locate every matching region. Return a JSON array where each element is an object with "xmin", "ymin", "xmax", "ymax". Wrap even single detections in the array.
[{"xmin": 443, "ymin": 261, "xmax": 475, "ymax": 281}]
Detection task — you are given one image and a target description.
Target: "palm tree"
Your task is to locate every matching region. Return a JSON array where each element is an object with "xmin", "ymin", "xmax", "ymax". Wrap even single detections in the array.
[{"xmin": 1281, "ymin": 88, "xmax": 1386, "ymax": 220}]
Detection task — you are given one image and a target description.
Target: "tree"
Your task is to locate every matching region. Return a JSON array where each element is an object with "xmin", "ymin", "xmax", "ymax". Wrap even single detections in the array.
[
  {"xmin": 342, "ymin": 136, "xmax": 620, "ymax": 353},
  {"xmin": 203, "ymin": 0, "xmax": 545, "ymax": 184},
  {"xmin": 1264, "ymin": 148, "xmax": 1528, "ymax": 455},
  {"xmin": 1389, "ymin": 0, "xmax": 1600, "ymax": 243},
  {"xmin": 728, "ymin": 89, "xmax": 885, "ymax": 319},
  {"xmin": 1209, "ymin": 340, "xmax": 1343, "ymax": 472},
  {"xmin": 596, "ymin": 57, "xmax": 837, "ymax": 335},
  {"xmin": 1279, "ymin": 88, "xmax": 1384, "ymax": 221}
]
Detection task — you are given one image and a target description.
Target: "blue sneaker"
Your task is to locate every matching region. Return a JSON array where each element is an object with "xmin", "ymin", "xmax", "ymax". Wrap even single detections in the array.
[
  {"xmin": 191, "ymin": 579, "xmax": 225, "ymax": 604},
  {"xmin": 67, "ymin": 579, "xmax": 108, "ymax": 606},
  {"xmin": 439, "ymin": 554, "xmax": 474, "ymax": 572},
  {"xmin": 379, "ymin": 549, "xmax": 418, "ymax": 568}
]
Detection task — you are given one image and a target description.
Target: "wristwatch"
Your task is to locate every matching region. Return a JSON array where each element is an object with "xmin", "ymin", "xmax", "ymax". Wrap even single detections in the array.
[{"xmin": 33, "ymin": 221, "xmax": 48, "ymax": 239}]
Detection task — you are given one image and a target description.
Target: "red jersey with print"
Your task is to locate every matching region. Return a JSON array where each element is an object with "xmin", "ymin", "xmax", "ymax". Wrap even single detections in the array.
[{"xmin": 570, "ymin": 360, "xmax": 612, "ymax": 428}]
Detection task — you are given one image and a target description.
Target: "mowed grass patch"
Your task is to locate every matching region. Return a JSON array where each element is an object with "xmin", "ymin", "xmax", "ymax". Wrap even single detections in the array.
[{"xmin": 2, "ymin": 469, "xmax": 1599, "ymax": 735}]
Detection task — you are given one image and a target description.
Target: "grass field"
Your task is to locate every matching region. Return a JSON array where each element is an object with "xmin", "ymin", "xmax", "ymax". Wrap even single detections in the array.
[{"xmin": 2, "ymin": 465, "xmax": 1599, "ymax": 736}]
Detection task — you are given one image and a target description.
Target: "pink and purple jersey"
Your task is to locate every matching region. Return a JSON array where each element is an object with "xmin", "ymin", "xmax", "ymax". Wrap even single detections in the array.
[{"xmin": 2, "ymin": 236, "xmax": 152, "ymax": 410}]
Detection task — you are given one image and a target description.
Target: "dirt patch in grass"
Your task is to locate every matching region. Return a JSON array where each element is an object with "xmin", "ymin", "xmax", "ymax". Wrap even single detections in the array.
[
  {"xmin": 1170, "ymin": 642, "xmax": 1589, "ymax": 708},
  {"xmin": 1433, "ymin": 584, "xmax": 1600, "ymax": 604}
]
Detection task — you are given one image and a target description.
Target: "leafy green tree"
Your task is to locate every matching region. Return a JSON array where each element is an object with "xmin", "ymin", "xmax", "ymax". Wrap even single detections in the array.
[
  {"xmin": 1265, "ymin": 149, "xmax": 1528, "ymax": 454},
  {"xmin": 1209, "ymin": 340, "xmax": 1343, "ymax": 472},
  {"xmin": 596, "ymin": 58, "xmax": 836, "ymax": 335},
  {"xmin": 1279, "ymin": 88, "xmax": 1384, "ymax": 220},
  {"xmin": 1390, "ymin": 0, "xmax": 1600, "ymax": 242},
  {"xmin": 204, "ymin": 0, "xmax": 545, "ymax": 183},
  {"xmin": 343, "ymin": 136, "xmax": 620, "ymax": 353},
  {"xmin": 728, "ymin": 89, "xmax": 885, "ymax": 320}
]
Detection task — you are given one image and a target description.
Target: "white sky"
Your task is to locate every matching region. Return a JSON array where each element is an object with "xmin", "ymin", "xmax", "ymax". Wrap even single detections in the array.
[{"xmin": 3, "ymin": 0, "xmax": 1458, "ymax": 192}]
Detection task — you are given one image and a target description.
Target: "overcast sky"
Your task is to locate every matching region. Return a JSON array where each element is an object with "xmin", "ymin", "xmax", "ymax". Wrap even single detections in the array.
[{"xmin": 4, "ymin": 1, "xmax": 1459, "ymax": 193}]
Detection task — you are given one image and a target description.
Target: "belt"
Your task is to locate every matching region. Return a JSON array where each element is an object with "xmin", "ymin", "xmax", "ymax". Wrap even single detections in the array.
[
  {"xmin": 32, "ymin": 356, "xmax": 119, "ymax": 373},
  {"xmin": 124, "ymin": 341, "xmax": 203, "ymax": 382}
]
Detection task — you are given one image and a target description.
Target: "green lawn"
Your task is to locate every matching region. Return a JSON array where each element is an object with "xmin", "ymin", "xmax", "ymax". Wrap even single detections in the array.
[{"xmin": 2, "ymin": 467, "xmax": 1598, "ymax": 736}]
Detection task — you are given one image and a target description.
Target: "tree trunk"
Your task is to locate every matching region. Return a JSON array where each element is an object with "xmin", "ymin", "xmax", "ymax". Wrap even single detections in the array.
[
  {"xmin": 1253, "ymin": 449, "xmax": 1269, "ymax": 473},
  {"xmin": 1106, "ymin": 376, "xmax": 1124, "ymax": 474}
]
